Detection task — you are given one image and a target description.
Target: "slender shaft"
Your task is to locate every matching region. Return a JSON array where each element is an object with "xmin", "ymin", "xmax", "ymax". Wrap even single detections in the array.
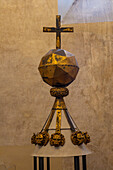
[
  {"xmin": 47, "ymin": 157, "xmax": 50, "ymax": 170},
  {"xmin": 82, "ymin": 155, "xmax": 87, "ymax": 170},
  {"xmin": 56, "ymin": 109, "xmax": 62, "ymax": 133},
  {"xmin": 64, "ymin": 109, "xmax": 77, "ymax": 131},
  {"xmin": 34, "ymin": 157, "xmax": 37, "ymax": 170},
  {"xmin": 74, "ymin": 156, "xmax": 80, "ymax": 170},
  {"xmin": 39, "ymin": 157, "xmax": 44, "ymax": 170},
  {"xmin": 44, "ymin": 109, "xmax": 56, "ymax": 131},
  {"xmin": 56, "ymin": 15, "xmax": 61, "ymax": 49}
]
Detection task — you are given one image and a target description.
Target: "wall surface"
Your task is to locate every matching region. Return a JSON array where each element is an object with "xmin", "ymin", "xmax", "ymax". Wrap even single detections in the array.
[
  {"xmin": 0, "ymin": 0, "xmax": 58, "ymax": 169},
  {"xmin": 62, "ymin": 0, "xmax": 113, "ymax": 24},
  {"xmin": 62, "ymin": 21, "xmax": 113, "ymax": 170},
  {"xmin": 0, "ymin": 0, "xmax": 113, "ymax": 170}
]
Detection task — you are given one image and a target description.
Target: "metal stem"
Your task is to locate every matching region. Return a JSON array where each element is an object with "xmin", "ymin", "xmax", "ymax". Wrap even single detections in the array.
[
  {"xmin": 34, "ymin": 157, "xmax": 37, "ymax": 170},
  {"xmin": 39, "ymin": 157, "xmax": 44, "ymax": 170},
  {"xmin": 74, "ymin": 156, "xmax": 80, "ymax": 170},
  {"xmin": 82, "ymin": 155, "xmax": 87, "ymax": 170},
  {"xmin": 47, "ymin": 157, "xmax": 50, "ymax": 170}
]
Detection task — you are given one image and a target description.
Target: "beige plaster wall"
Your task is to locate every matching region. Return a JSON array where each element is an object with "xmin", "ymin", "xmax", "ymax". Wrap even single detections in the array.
[
  {"xmin": 62, "ymin": 21, "xmax": 113, "ymax": 170},
  {"xmin": 0, "ymin": 0, "xmax": 58, "ymax": 169},
  {"xmin": 0, "ymin": 0, "xmax": 113, "ymax": 170}
]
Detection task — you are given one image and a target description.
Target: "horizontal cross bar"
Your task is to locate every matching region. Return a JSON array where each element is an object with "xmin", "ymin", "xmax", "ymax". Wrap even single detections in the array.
[
  {"xmin": 43, "ymin": 27, "xmax": 56, "ymax": 32},
  {"xmin": 43, "ymin": 27, "xmax": 74, "ymax": 33},
  {"xmin": 43, "ymin": 15, "xmax": 74, "ymax": 49},
  {"xmin": 61, "ymin": 27, "xmax": 74, "ymax": 32}
]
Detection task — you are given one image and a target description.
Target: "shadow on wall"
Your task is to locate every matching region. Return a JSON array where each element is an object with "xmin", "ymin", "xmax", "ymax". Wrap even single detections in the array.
[
  {"xmin": 58, "ymin": 0, "xmax": 74, "ymax": 18},
  {"xmin": 62, "ymin": 0, "xmax": 113, "ymax": 24}
]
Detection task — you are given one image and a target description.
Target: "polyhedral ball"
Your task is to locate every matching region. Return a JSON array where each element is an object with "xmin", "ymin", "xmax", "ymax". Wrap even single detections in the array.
[{"xmin": 38, "ymin": 49, "xmax": 79, "ymax": 87}]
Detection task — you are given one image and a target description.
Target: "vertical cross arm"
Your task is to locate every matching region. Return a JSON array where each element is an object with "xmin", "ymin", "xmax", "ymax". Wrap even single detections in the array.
[
  {"xmin": 43, "ymin": 15, "xmax": 74, "ymax": 49},
  {"xmin": 56, "ymin": 15, "xmax": 61, "ymax": 49},
  {"xmin": 56, "ymin": 15, "xmax": 61, "ymax": 28},
  {"xmin": 56, "ymin": 31, "xmax": 61, "ymax": 49}
]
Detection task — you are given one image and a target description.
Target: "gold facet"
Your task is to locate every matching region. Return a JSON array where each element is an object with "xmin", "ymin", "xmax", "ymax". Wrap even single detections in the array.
[{"xmin": 38, "ymin": 49, "xmax": 79, "ymax": 87}]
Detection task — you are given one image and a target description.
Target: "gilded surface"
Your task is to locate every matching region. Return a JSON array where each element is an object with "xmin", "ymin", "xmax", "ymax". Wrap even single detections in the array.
[
  {"xmin": 43, "ymin": 27, "xmax": 52, "ymax": 32},
  {"xmin": 43, "ymin": 15, "xmax": 73, "ymax": 49},
  {"xmin": 52, "ymin": 98, "xmax": 66, "ymax": 110},
  {"xmin": 31, "ymin": 131, "xmax": 49, "ymax": 146},
  {"xmin": 31, "ymin": 133, "xmax": 36, "ymax": 144},
  {"xmin": 50, "ymin": 133, "xmax": 65, "ymax": 147},
  {"xmin": 44, "ymin": 109, "xmax": 56, "ymax": 131},
  {"xmin": 71, "ymin": 131, "xmax": 84, "ymax": 146},
  {"xmin": 50, "ymin": 87, "xmax": 69, "ymax": 97},
  {"xmin": 71, "ymin": 131, "xmax": 90, "ymax": 146},
  {"xmin": 32, "ymin": 15, "xmax": 90, "ymax": 148},
  {"xmin": 56, "ymin": 15, "xmax": 61, "ymax": 28},
  {"xmin": 56, "ymin": 36, "xmax": 60, "ymax": 49},
  {"xmin": 38, "ymin": 49, "xmax": 79, "ymax": 87},
  {"xmin": 31, "ymin": 86, "xmax": 91, "ymax": 147},
  {"xmin": 83, "ymin": 132, "xmax": 90, "ymax": 144},
  {"xmin": 61, "ymin": 28, "xmax": 73, "ymax": 32},
  {"xmin": 56, "ymin": 110, "xmax": 61, "ymax": 133}
]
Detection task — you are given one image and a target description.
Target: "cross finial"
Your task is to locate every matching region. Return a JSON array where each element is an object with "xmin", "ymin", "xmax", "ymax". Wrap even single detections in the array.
[{"xmin": 43, "ymin": 15, "xmax": 74, "ymax": 49}]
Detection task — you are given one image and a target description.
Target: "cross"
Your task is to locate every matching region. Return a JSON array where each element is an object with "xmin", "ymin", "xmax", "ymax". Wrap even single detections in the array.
[{"xmin": 43, "ymin": 15, "xmax": 74, "ymax": 49}]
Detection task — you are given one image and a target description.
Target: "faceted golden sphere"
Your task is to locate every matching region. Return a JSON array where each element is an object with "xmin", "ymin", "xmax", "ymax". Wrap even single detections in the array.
[{"xmin": 38, "ymin": 49, "xmax": 79, "ymax": 87}]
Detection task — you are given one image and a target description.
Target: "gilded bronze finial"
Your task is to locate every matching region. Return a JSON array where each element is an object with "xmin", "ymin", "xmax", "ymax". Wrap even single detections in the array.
[{"xmin": 31, "ymin": 15, "xmax": 90, "ymax": 147}]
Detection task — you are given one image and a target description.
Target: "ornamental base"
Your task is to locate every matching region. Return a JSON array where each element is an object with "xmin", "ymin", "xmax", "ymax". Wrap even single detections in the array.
[{"xmin": 33, "ymin": 156, "xmax": 87, "ymax": 170}]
